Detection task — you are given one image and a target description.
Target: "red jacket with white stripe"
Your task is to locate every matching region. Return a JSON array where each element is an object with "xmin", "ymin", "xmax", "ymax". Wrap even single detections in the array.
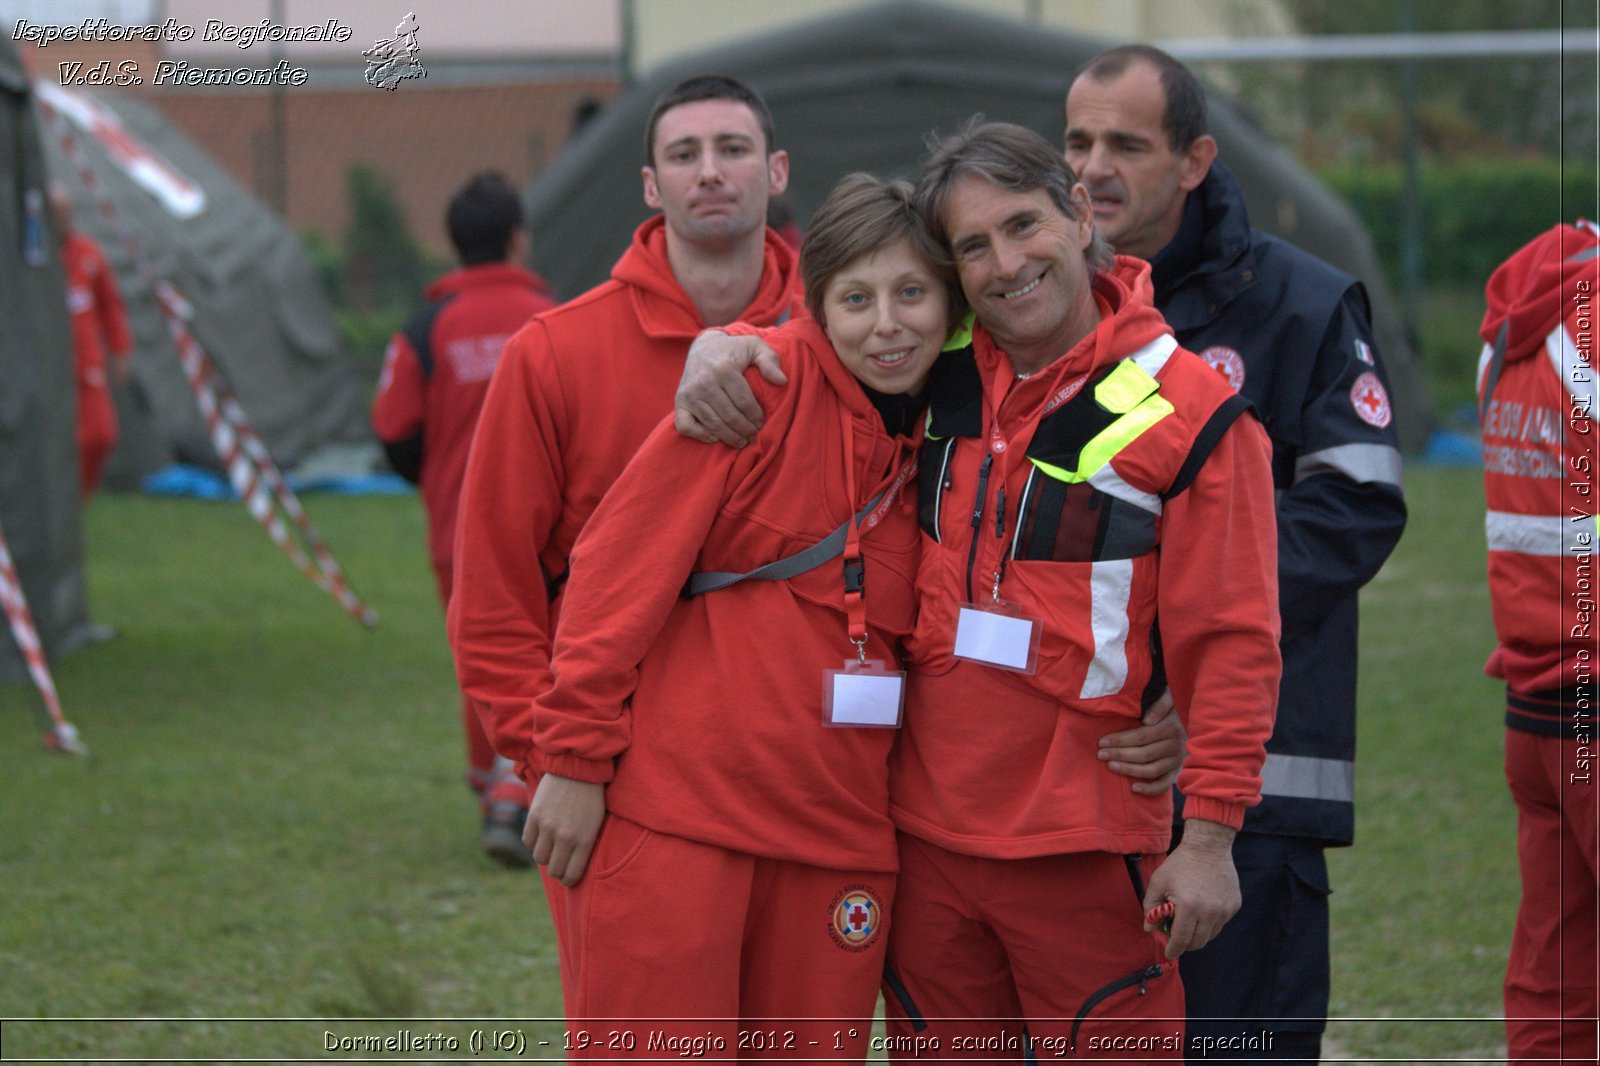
[
  {"xmin": 448, "ymin": 219, "xmax": 802, "ymax": 785},
  {"xmin": 891, "ymin": 257, "xmax": 1281, "ymax": 859},
  {"xmin": 1478, "ymin": 220, "xmax": 1600, "ymax": 726},
  {"xmin": 534, "ymin": 318, "xmax": 918, "ymax": 870}
]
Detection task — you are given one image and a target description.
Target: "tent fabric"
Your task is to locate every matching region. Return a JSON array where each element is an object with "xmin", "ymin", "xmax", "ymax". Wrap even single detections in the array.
[
  {"xmin": 36, "ymin": 83, "xmax": 368, "ymax": 486},
  {"xmin": 0, "ymin": 35, "xmax": 90, "ymax": 684},
  {"xmin": 524, "ymin": 0, "xmax": 1433, "ymax": 450}
]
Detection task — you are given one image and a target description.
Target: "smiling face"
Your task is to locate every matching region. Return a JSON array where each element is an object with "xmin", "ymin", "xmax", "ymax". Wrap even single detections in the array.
[
  {"xmin": 821, "ymin": 239, "xmax": 949, "ymax": 396},
  {"xmin": 942, "ymin": 174, "xmax": 1099, "ymax": 375},
  {"xmin": 642, "ymin": 97, "xmax": 789, "ymax": 250},
  {"xmin": 1063, "ymin": 60, "xmax": 1213, "ymax": 260}
]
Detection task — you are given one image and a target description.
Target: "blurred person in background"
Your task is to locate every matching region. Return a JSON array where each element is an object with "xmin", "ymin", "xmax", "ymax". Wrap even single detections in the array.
[
  {"xmin": 52, "ymin": 183, "xmax": 132, "ymax": 499},
  {"xmin": 372, "ymin": 170, "xmax": 556, "ymax": 867},
  {"xmin": 1477, "ymin": 219, "xmax": 1598, "ymax": 1066}
]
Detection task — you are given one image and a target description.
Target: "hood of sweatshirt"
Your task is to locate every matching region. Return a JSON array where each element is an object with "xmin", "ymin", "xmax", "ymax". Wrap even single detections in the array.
[
  {"xmin": 1481, "ymin": 220, "xmax": 1600, "ymax": 362},
  {"xmin": 610, "ymin": 215, "xmax": 802, "ymax": 341}
]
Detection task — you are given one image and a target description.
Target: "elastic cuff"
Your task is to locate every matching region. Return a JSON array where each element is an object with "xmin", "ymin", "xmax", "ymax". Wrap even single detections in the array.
[
  {"xmin": 1181, "ymin": 796, "xmax": 1247, "ymax": 831},
  {"xmin": 540, "ymin": 752, "xmax": 615, "ymax": 784}
]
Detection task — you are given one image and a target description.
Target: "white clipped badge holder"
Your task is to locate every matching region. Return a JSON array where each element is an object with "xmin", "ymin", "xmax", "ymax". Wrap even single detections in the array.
[
  {"xmin": 824, "ymin": 655, "xmax": 906, "ymax": 729},
  {"xmin": 823, "ymin": 536, "xmax": 905, "ymax": 728},
  {"xmin": 953, "ymin": 569, "xmax": 1042, "ymax": 674}
]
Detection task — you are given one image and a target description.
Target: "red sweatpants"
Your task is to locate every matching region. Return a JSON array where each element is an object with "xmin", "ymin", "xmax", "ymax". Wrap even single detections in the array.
[
  {"xmin": 547, "ymin": 813, "xmax": 894, "ymax": 1060},
  {"xmin": 1504, "ymin": 727, "xmax": 1599, "ymax": 1066},
  {"xmin": 883, "ymin": 833, "xmax": 1182, "ymax": 1060},
  {"xmin": 76, "ymin": 374, "xmax": 118, "ymax": 497}
]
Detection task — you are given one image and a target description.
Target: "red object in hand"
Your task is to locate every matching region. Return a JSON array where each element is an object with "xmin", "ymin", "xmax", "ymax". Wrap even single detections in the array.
[{"xmin": 1145, "ymin": 901, "xmax": 1175, "ymax": 934}]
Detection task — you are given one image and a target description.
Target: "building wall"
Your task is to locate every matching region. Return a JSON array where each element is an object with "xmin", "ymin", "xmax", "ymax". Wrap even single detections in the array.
[
  {"xmin": 629, "ymin": 0, "xmax": 1296, "ymax": 76},
  {"xmin": 149, "ymin": 76, "xmax": 619, "ymax": 251}
]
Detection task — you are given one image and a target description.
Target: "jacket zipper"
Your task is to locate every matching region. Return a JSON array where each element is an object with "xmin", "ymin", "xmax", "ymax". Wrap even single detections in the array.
[
  {"xmin": 964, "ymin": 452, "xmax": 993, "ymax": 604},
  {"xmin": 1010, "ymin": 466, "xmax": 1037, "ymax": 559},
  {"xmin": 1069, "ymin": 963, "xmax": 1166, "ymax": 1051},
  {"xmin": 932, "ymin": 437, "xmax": 956, "ymax": 545}
]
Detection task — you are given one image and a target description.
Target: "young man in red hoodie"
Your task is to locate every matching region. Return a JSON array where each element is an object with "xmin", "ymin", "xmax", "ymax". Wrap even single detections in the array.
[
  {"xmin": 373, "ymin": 171, "xmax": 557, "ymax": 866},
  {"xmin": 446, "ymin": 73, "xmax": 801, "ymax": 964},
  {"xmin": 1477, "ymin": 220, "xmax": 1599, "ymax": 1066}
]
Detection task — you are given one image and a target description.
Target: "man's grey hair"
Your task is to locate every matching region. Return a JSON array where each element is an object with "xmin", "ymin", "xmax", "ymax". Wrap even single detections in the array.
[{"xmin": 914, "ymin": 118, "xmax": 1114, "ymax": 275}]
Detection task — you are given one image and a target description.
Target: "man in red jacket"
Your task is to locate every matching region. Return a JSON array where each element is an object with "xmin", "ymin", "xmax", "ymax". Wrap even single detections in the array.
[
  {"xmin": 446, "ymin": 74, "xmax": 801, "ymax": 957},
  {"xmin": 373, "ymin": 171, "xmax": 556, "ymax": 866},
  {"xmin": 674, "ymin": 122, "xmax": 1279, "ymax": 1056},
  {"xmin": 1477, "ymin": 220, "xmax": 1599, "ymax": 1066},
  {"xmin": 53, "ymin": 185, "xmax": 133, "ymax": 498}
]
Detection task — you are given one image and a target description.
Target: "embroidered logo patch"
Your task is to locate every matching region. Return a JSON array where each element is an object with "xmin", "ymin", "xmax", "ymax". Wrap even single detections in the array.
[
  {"xmin": 1199, "ymin": 346, "xmax": 1246, "ymax": 392},
  {"xmin": 1350, "ymin": 371, "xmax": 1393, "ymax": 428},
  {"xmin": 1354, "ymin": 338, "xmax": 1375, "ymax": 366},
  {"xmin": 828, "ymin": 885, "xmax": 883, "ymax": 952}
]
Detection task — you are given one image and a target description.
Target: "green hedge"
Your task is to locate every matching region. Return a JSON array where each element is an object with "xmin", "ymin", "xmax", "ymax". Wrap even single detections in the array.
[{"xmin": 1318, "ymin": 159, "xmax": 1599, "ymax": 288}]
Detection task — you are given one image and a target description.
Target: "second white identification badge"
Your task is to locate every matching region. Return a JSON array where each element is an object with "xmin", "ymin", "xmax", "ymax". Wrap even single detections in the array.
[
  {"xmin": 823, "ymin": 660, "xmax": 906, "ymax": 728},
  {"xmin": 953, "ymin": 600, "xmax": 1043, "ymax": 674}
]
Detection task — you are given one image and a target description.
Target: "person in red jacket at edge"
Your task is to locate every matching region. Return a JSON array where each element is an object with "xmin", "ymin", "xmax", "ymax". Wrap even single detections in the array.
[
  {"xmin": 676, "ymin": 122, "xmax": 1280, "ymax": 1058},
  {"xmin": 372, "ymin": 171, "xmax": 556, "ymax": 867},
  {"xmin": 1477, "ymin": 220, "xmax": 1600, "ymax": 1066},
  {"xmin": 520, "ymin": 172, "xmax": 961, "ymax": 1058},
  {"xmin": 52, "ymin": 185, "xmax": 133, "ymax": 498}
]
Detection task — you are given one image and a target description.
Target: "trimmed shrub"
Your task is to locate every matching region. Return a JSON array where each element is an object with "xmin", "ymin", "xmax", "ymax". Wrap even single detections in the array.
[{"xmin": 1319, "ymin": 159, "xmax": 1599, "ymax": 288}]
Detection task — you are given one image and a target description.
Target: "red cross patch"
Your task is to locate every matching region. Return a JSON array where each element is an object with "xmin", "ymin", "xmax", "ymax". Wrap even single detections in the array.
[
  {"xmin": 828, "ymin": 885, "xmax": 883, "ymax": 952},
  {"xmin": 1199, "ymin": 346, "xmax": 1246, "ymax": 392},
  {"xmin": 1350, "ymin": 371, "xmax": 1392, "ymax": 428}
]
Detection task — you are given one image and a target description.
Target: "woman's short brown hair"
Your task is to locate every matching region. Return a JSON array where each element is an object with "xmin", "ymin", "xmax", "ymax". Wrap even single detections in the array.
[{"xmin": 801, "ymin": 172, "xmax": 964, "ymax": 330}]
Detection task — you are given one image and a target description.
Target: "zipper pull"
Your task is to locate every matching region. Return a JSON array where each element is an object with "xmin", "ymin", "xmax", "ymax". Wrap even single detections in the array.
[{"xmin": 969, "ymin": 453, "xmax": 993, "ymax": 530}]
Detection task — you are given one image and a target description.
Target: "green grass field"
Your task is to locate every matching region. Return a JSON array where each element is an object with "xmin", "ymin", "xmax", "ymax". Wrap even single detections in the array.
[{"xmin": 0, "ymin": 466, "xmax": 1517, "ymax": 1062}]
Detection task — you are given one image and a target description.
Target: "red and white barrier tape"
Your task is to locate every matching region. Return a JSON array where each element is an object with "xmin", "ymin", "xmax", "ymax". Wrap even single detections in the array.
[
  {"xmin": 40, "ymin": 94, "xmax": 377, "ymax": 629},
  {"xmin": 0, "ymin": 521, "xmax": 87, "ymax": 755}
]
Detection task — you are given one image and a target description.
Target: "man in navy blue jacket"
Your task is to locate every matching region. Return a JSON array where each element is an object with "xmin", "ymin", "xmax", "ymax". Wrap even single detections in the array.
[{"xmin": 1067, "ymin": 44, "xmax": 1408, "ymax": 1065}]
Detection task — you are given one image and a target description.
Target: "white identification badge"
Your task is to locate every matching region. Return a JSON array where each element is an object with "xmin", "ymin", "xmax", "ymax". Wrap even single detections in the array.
[
  {"xmin": 823, "ymin": 660, "xmax": 905, "ymax": 728},
  {"xmin": 953, "ymin": 601, "xmax": 1042, "ymax": 674}
]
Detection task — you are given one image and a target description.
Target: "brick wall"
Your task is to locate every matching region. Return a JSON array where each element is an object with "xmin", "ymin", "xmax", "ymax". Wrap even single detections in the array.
[{"xmin": 148, "ymin": 75, "xmax": 620, "ymax": 254}]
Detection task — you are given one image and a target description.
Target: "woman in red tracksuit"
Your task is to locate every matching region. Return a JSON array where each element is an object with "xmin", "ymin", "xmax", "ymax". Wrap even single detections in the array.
[{"xmin": 522, "ymin": 174, "xmax": 960, "ymax": 1059}]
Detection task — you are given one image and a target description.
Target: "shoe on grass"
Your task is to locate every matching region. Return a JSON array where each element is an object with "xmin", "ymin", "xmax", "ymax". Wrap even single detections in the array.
[{"xmin": 481, "ymin": 803, "xmax": 534, "ymax": 869}]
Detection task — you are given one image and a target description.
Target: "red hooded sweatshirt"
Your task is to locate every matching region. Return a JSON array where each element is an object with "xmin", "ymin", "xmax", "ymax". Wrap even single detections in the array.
[
  {"xmin": 534, "ymin": 317, "xmax": 920, "ymax": 869},
  {"xmin": 1478, "ymin": 220, "xmax": 1600, "ymax": 705},
  {"xmin": 372, "ymin": 262, "xmax": 556, "ymax": 589},
  {"xmin": 449, "ymin": 218, "xmax": 803, "ymax": 784},
  {"xmin": 892, "ymin": 256, "xmax": 1280, "ymax": 858}
]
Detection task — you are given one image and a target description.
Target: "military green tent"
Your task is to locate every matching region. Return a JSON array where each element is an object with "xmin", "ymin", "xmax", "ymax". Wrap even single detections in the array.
[
  {"xmin": 34, "ymin": 79, "xmax": 367, "ymax": 486},
  {"xmin": 524, "ymin": 0, "xmax": 1433, "ymax": 449},
  {"xmin": 0, "ymin": 35, "xmax": 90, "ymax": 684}
]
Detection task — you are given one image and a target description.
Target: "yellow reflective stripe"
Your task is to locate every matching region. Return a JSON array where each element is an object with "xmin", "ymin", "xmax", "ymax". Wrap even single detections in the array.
[
  {"xmin": 942, "ymin": 310, "xmax": 975, "ymax": 352},
  {"xmin": 1030, "ymin": 455, "xmax": 1084, "ymax": 483},
  {"xmin": 1093, "ymin": 360, "xmax": 1160, "ymax": 413},
  {"xmin": 1027, "ymin": 390, "xmax": 1175, "ymax": 483},
  {"xmin": 1078, "ymin": 394, "xmax": 1174, "ymax": 476}
]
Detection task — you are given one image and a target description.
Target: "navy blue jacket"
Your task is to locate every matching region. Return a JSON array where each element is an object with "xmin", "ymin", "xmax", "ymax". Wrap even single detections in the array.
[{"xmin": 1160, "ymin": 162, "xmax": 1407, "ymax": 846}]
